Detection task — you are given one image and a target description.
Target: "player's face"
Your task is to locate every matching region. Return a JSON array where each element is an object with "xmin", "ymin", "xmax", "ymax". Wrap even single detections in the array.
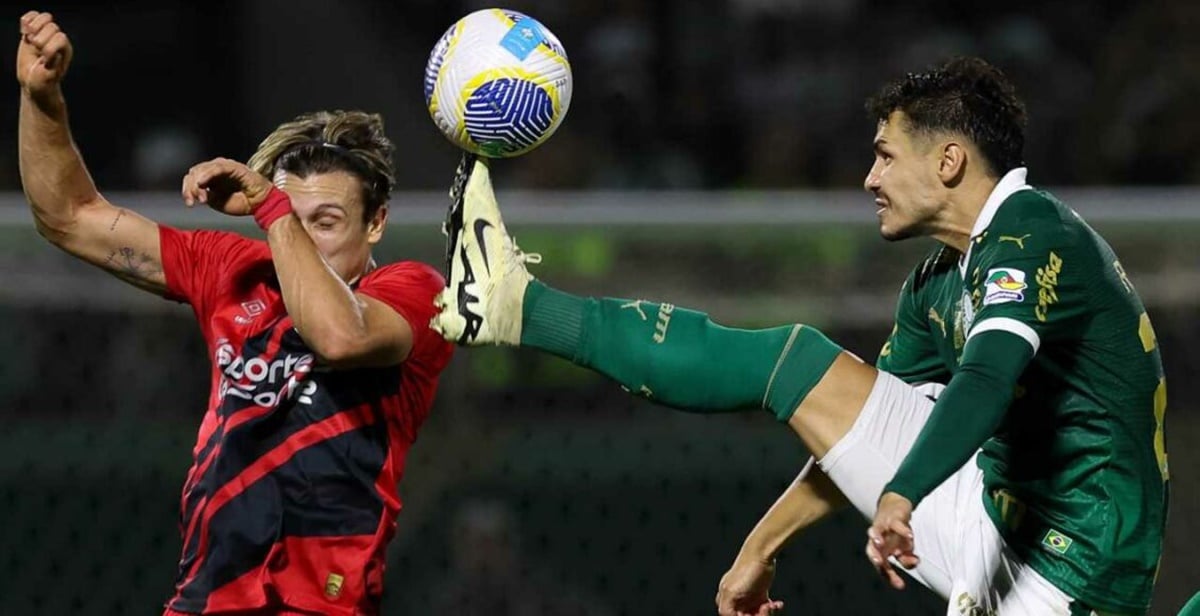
[
  {"xmin": 863, "ymin": 112, "xmax": 946, "ymax": 241},
  {"xmin": 276, "ymin": 170, "xmax": 387, "ymax": 283}
]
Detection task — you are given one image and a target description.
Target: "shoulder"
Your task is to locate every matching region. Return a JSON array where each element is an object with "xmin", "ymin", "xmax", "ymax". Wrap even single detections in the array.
[
  {"xmin": 985, "ymin": 190, "xmax": 1083, "ymax": 247},
  {"xmin": 892, "ymin": 243, "xmax": 956, "ymax": 323},
  {"xmin": 357, "ymin": 261, "xmax": 448, "ymax": 308},
  {"xmin": 161, "ymin": 226, "xmax": 266, "ymax": 257},
  {"xmin": 158, "ymin": 227, "xmax": 270, "ymax": 302},
  {"xmin": 907, "ymin": 243, "xmax": 958, "ymax": 295},
  {"xmin": 362, "ymin": 261, "xmax": 446, "ymax": 290},
  {"xmin": 358, "ymin": 261, "xmax": 454, "ymax": 364}
]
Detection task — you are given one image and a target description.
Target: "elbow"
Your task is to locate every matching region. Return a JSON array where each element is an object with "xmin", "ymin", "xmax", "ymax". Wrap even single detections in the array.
[
  {"xmin": 31, "ymin": 196, "xmax": 102, "ymax": 247},
  {"xmin": 309, "ymin": 332, "xmax": 369, "ymax": 368},
  {"xmin": 31, "ymin": 210, "xmax": 73, "ymax": 245},
  {"xmin": 306, "ymin": 328, "xmax": 410, "ymax": 369}
]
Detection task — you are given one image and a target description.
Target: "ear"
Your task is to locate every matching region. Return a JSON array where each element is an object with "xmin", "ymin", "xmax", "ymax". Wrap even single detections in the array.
[
  {"xmin": 366, "ymin": 204, "xmax": 388, "ymax": 245},
  {"xmin": 937, "ymin": 141, "xmax": 968, "ymax": 186}
]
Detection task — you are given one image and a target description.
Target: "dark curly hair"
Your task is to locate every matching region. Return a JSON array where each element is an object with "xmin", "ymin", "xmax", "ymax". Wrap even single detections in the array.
[
  {"xmin": 866, "ymin": 57, "xmax": 1027, "ymax": 176},
  {"xmin": 247, "ymin": 110, "xmax": 396, "ymax": 224}
]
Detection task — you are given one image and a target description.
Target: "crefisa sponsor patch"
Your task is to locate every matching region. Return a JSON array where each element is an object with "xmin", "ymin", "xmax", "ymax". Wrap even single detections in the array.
[{"xmin": 983, "ymin": 268, "xmax": 1027, "ymax": 305}]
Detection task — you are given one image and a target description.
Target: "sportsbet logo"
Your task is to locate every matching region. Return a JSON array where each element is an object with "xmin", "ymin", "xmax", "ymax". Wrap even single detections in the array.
[
  {"xmin": 214, "ymin": 341, "xmax": 317, "ymax": 408},
  {"xmin": 982, "ymin": 268, "xmax": 1027, "ymax": 306},
  {"xmin": 1041, "ymin": 529, "xmax": 1073, "ymax": 555}
]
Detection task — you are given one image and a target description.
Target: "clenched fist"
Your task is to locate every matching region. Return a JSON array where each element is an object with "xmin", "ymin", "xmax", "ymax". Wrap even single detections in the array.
[
  {"xmin": 182, "ymin": 158, "xmax": 276, "ymax": 217},
  {"xmin": 17, "ymin": 11, "xmax": 72, "ymax": 98}
]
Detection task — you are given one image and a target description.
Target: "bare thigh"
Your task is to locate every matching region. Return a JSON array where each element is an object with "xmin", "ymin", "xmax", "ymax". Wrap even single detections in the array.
[{"xmin": 786, "ymin": 352, "xmax": 879, "ymax": 459}]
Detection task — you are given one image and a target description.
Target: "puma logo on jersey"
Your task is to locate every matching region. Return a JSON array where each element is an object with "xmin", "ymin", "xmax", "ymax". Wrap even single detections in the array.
[
  {"xmin": 998, "ymin": 234, "xmax": 1031, "ymax": 249},
  {"xmin": 928, "ymin": 307, "xmax": 948, "ymax": 337}
]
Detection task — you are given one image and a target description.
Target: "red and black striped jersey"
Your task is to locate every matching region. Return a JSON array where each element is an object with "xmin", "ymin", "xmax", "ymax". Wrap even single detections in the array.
[{"xmin": 156, "ymin": 226, "xmax": 453, "ymax": 615}]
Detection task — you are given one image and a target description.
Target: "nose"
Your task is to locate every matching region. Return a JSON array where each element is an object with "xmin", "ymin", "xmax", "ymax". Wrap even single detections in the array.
[{"xmin": 863, "ymin": 164, "xmax": 880, "ymax": 193}]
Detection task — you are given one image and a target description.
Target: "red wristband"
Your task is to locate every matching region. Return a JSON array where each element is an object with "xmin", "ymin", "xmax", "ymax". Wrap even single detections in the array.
[{"xmin": 253, "ymin": 186, "xmax": 294, "ymax": 230}]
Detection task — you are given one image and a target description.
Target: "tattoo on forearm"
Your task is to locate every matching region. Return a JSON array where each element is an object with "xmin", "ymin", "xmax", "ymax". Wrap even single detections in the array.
[
  {"xmin": 104, "ymin": 246, "xmax": 162, "ymax": 285},
  {"xmin": 108, "ymin": 209, "xmax": 126, "ymax": 231}
]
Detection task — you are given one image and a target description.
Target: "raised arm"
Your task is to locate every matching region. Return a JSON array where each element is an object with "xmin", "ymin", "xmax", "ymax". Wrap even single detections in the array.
[
  {"xmin": 17, "ymin": 11, "xmax": 166, "ymax": 295},
  {"xmin": 180, "ymin": 159, "xmax": 416, "ymax": 368}
]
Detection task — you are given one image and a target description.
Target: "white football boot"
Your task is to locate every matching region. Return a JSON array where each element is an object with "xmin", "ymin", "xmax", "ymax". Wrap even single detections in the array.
[{"xmin": 431, "ymin": 154, "xmax": 541, "ymax": 345}]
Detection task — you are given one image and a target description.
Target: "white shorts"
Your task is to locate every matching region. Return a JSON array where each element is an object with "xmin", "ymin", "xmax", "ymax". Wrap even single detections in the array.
[{"xmin": 815, "ymin": 371, "xmax": 1079, "ymax": 616}]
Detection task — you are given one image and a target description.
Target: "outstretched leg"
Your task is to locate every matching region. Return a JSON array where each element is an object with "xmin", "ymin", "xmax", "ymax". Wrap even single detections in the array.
[
  {"xmin": 432, "ymin": 155, "xmax": 875, "ymax": 458},
  {"xmin": 431, "ymin": 155, "xmax": 962, "ymax": 598}
]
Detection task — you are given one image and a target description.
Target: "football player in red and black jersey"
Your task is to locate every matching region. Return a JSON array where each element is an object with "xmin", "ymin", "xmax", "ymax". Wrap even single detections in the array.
[{"xmin": 17, "ymin": 11, "xmax": 454, "ymax": 615}]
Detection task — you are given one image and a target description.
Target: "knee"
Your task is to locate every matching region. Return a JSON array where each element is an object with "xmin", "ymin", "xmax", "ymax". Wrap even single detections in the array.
[{"xmin": 784, "ymin": 353, "xmax": 877, "ymax": 458}]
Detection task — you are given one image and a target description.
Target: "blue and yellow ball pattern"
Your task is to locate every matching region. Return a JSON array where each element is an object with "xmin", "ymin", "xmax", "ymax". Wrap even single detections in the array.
[{"xmin": 425, "ymin": 9, "xmax": 572, "ymax": 158}]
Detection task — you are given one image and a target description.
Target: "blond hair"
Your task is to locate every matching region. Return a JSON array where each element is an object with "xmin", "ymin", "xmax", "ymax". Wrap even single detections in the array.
[{"xmin": 248, "ymin": 110, "xmax": 395, "ymax": 221}]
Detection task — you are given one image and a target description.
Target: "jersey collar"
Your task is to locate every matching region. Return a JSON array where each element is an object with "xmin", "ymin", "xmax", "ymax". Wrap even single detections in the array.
[
  {"xmin": 969, "ymin": 167, "xmax": 1031, "ymax": 239},
  {"xmin": 959, "ymin": 167, "xmax": 1031, "ymax": 277}
]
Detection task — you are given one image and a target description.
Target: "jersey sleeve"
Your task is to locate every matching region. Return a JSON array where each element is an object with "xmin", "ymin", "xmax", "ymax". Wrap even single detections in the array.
[
  {"xmin": 884, "ymin": 329, "xmax": 1034, "ymax": 506},
  {"xmin": 355, "ymin": 261, "xmax": 454, "ymax": 365},
  {"xmin": 966, "ymin": 217, "xmax": 1089, "ymax": 352},
  {"xmin": 159, "ymin": 225, "xmax": 256, "ymax": 317},
  {"xmin": 877, "ymin": 261, "xmax": 951, "ymax": 385}
]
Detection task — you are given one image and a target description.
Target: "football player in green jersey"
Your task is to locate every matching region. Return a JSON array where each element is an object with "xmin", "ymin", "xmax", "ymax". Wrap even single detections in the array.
[{"xmin": 432, "ymin": 57, "xmax": 1167, "ymax": 615}]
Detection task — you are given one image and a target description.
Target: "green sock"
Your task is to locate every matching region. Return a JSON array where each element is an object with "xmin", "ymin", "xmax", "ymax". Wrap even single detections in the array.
[{"xmin": 520, "ymin": 280, "xmax": 842, "ymax": 421}]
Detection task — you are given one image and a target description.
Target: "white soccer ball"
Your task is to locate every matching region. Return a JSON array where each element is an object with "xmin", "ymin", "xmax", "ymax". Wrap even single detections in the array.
[{"xmin": 424, "ymin": 9, "xmax": 573, "ymax": 158}]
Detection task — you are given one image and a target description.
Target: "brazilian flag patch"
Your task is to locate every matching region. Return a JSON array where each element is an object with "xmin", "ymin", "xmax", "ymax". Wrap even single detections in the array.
[{"xmin": 1041, "ymin": 529, "xmax": 1073, "ymax": 555}]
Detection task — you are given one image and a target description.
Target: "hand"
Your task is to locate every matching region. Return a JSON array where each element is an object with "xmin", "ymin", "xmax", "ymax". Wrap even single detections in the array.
[
  {"xmin": 17, "ymin": 11, "xmax": 73, "ymax": 98},
  {"xmin": 866, "ymin": 492, "xmax": 920, "ymax": 590},
  {"xmin": 181, "ymin": 157, "xmax": 275, "ymax": 216},
  {"xmin": 715, "ymin": 554, "xmax": 784, "ymax": 616}
]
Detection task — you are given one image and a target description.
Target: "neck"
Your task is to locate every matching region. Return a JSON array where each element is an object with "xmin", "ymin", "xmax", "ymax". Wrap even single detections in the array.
[
  {"xmin": 342, "ymin": 255, "xmax": 377, "ymax": 286},
  {"xmin": 930, "ymin": 174, "xmax": 999, "ymax": 253}
]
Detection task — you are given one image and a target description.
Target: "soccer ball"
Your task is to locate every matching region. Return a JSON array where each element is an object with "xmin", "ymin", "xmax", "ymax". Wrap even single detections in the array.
[{"xmin": 424, "ymin": 9, "xmax": 572, "ymax": 158}]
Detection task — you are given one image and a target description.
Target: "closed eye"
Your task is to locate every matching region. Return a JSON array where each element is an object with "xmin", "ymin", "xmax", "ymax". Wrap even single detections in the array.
[{"xmin": 309, "ymin": 202, "xmax": 348, "ymax": 231}]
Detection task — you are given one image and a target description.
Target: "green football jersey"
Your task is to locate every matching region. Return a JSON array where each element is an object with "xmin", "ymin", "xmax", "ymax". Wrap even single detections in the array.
[{"xmin": 877, "ymin": 175, "xmax": 1167, "ymax": 613}]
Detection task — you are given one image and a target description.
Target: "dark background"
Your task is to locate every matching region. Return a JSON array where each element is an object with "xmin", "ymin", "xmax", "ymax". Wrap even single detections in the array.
[{"xmin": 0, "ymin": 1, "xmax": 1197, "ymax": 615}]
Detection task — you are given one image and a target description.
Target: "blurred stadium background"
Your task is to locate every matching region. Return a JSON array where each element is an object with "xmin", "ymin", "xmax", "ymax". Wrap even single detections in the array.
[{"xmin": 1, "ymin": 0, "xmax": 1197, "ymax": 614}]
